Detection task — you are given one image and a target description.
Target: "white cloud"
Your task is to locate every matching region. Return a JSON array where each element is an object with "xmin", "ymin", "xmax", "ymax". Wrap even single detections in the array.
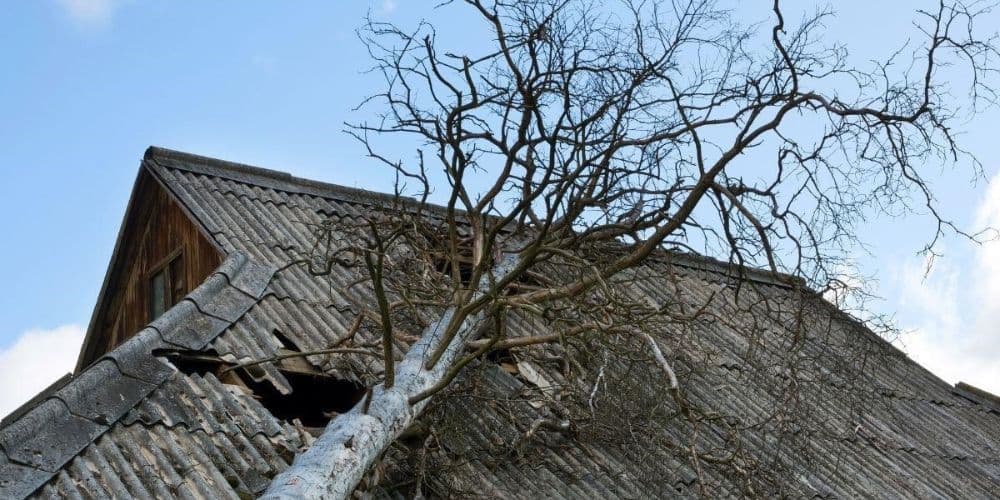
[
  {"xmin": 892, "ymin": 175, "xmax": 1000, "ymax": 395},
  {"xmin": 56, "ymin": 0, "xmax": 119, "ymax": 31},
  {"xmin": 380, "ymin": 0, "xmax": 398, "ymax": 15},
  {"xmin": 0, "ymin": 325, "xmax": 84, "ymax": 419}
]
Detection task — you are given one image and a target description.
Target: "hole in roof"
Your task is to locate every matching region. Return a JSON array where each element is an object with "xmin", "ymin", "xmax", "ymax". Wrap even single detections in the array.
[
  {"xmin": 244, "ymin": 372, "xmax": 366, "ymax": 428},
  {"xmin": 486, "ymin": 347, "xmax": 522, "ymax": 377},
  {"xmin": 155, "ymin": 347, "xmax": 367, "ymax": 429},
  {"xmin": 432, "ymin": 251, "xmax": 544, "ymax": 294},
  {"xmin": 486, "ymin": 347, "xmax": 515, "ymax": 365},
  {"xmin": 433, "ymin": 256, "xmax": 475, "ymax": 285},
  {"xmin": 153, "ymin": 348, "xmax": 226, "ymax": 377},
  {"xmin": 423, "ymin": 227, "xmax": 482, "ymax": 287},
  {"xmin": 273, "ymin": 329, "xmax": 301, "ymax": 352}
]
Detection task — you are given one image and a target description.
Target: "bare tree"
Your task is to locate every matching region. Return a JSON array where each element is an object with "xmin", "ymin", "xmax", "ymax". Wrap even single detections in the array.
[{"xmin": 262, "ymin": 1, "xmax": 998, "ymax": 497}]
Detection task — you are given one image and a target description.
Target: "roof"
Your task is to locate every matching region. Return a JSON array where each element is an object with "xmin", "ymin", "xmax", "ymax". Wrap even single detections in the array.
[{"xmin": 1, "ymin": 147, "xmax": 998, "ymax": 498}]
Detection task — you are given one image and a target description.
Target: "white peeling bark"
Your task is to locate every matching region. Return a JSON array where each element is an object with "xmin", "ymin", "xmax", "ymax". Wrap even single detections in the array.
[
  {"xmin": 262, "ymin": 258, "xmax": 516, "ymax": 500},
  {"xmin": 640, "ymin": 330, "xmax": 678, "ymax": 390}
]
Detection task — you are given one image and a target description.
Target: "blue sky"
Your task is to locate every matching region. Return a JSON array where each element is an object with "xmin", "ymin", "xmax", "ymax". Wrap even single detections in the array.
[{"xmin": 1, "ymin": 0, "xmax": 999, "ymax": 414}]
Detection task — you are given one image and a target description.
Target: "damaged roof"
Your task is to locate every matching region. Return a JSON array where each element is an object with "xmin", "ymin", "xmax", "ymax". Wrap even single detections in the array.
[{"xmin": 1, "ymin": 147, "xmax": 998, "ymax": 498}]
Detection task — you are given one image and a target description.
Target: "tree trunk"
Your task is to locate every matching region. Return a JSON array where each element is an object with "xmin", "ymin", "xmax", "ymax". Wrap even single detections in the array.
[{"xmin": 262, "ymin": 258, "xmax": 515, "ymax": 499}]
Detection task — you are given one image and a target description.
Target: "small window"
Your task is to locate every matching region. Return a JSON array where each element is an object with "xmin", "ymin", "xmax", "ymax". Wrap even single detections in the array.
[
  {"xmin": 149, "ymin": 252, "xmax": 185, "ymax": 321},
  {"xmin": 169, "ymin": 255, "xmax": 186, "ymax": 305},
  {"xmin": 150, "ymin": 270, "xmax": 167, "ymax": 319}
]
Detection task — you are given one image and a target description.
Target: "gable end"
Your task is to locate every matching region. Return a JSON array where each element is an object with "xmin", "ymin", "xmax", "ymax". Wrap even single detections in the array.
[{"xmin": 75, "ymin": 161, "xmax": 224, "ymax": 371}]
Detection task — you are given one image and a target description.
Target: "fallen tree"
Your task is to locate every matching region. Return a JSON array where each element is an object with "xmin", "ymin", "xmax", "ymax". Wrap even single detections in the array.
[{"xmin": 263, "ymin": 0, "xmax": 998, "ymax": 497}]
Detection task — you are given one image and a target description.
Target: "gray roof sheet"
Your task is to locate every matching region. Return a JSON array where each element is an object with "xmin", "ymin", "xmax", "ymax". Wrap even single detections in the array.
[
  {"xmin": 1, "ymin": 146, "xmax": 997, "ymax": 498},
  {"xmin": 0, "ymin": 251, "xmax": 283, "ymax": 498}
]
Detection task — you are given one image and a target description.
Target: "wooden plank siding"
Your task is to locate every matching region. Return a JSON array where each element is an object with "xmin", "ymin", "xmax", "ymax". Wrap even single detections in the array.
[{"xmin": 76, "ymin": 167, "xmax": 223, "ymax": 370}]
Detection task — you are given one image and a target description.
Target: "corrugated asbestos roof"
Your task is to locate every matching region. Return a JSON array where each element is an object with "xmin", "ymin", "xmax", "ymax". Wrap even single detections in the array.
[
  {"xmin": 1, "ymin": 146, "xmax": 998, "ymax": 498},
  {"xmin": 0, "ymin": 251, "xmax": 299, "ymax": 498}
]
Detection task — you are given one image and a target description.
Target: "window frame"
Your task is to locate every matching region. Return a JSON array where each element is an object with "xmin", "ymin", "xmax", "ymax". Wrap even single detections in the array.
[{"xmin": 147, "ymin": 248, "xmax": 185, "ymax": 321}]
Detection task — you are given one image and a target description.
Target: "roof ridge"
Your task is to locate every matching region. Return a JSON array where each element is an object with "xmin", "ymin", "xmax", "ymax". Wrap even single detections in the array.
[
  {"xmin": 954, "ymin": 382, "xmax": 1000, "ymax": 413},
  {"xmin": 0, "ymin": 252, "xmax": 277, "ymax": 499},
  {"xmin": 145, "ymin": 146, "xmax": 409, "ymax": 209},
  {"xmin": 146, "ymin": 147, "xmax": 295, "ymax": 183}
]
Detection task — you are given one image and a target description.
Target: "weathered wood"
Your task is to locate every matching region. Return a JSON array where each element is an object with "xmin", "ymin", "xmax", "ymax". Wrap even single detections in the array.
[{"xmin": 76, "ymin": 168, "xmax": 223, "ymax": 370}]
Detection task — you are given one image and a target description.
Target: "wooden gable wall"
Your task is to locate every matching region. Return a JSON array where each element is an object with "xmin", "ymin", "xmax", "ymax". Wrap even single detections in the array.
[{"xmin": 76, "ymin": 166, "xmax": 223, "ymax": 371}]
